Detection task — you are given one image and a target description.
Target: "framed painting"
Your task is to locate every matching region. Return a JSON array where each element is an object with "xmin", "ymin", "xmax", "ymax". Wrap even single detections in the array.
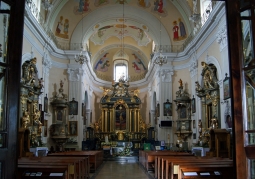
[
  {"xmin": 44, "ymin": 94, "xmax": 48, "ymax": 113},
  {"xmin": 44, "ymin": 120, "xmax": 48, "ymax": 137},
  {"xmin": 69, "ymin": 98, "xmax": 78, "ymax": 115},
  {"xmin": 193, "ymin": 133, "xmax": 196, "ymax": 140},
  {"xmin": 180, "ymin": 106, "xmax": 187, "ymax": 118},
  {"xmin": 223, "ymin": 73, "xmax": 231, "ymax": 100},
  {"xmin": 191, "ymin": 96, "xmax": 196, "ymax": 113},
  {"xmin": 69, "ymin": 121, "xmax": 78, "ymax": 136},
  {"xmin": 163, "ymin": 99, "xmax": 172, "ymax": 116},
  {"xmin": 193, "ymin": 120, "xmax": 196, "ymax": 128},
  {"xmin": 82, "ymin": 103, "xmax": 84, "ymax": 117}
]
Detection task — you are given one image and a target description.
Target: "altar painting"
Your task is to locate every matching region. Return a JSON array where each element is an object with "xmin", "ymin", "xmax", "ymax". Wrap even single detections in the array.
[{"xmin": 115, "ymin": 104, "xmax": 126, "ymax": 130}]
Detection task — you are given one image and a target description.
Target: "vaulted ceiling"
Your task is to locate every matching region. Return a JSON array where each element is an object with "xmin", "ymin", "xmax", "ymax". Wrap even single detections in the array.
[{"xmin": 44, "ymin": 0, "xmax": 195, "ymax": 82}]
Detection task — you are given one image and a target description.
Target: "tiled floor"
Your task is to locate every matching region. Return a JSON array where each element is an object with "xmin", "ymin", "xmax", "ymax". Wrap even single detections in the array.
[{"xmin": 91, "ymin": 161, "xmax": 154, "ymax": 179}]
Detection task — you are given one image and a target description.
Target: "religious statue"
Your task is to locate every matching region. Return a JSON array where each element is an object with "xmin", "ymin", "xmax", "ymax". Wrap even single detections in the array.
[
  {"xmin": 210, "ymin": 117, "xmax": 218, "ymax": 129},
  {"xmin": 178, "ymin": 79, "xmax": 183, "ymax": 87},
  {"xmin": 21, "ymin": 110, "xmax": 30, "ymax": 129},
  {"xmin": 133, "ymin": 89, "xmax": 139, "ymax": 97},
  {"xmin": 94, "ymin": 121, "xmax": 101, "ymax": 133},
  {"xmin": 33, "ymin": 109, "xmax": 42, "ymax": 134},
  {"xmin": 21, "ymin": 57, "xmax": 38, "ymax": 84},
  {"xmin": 198, "ymin": 119, "xmax": 202, "ymax": 140},
  {"xmin": 31, "ymin": 132, "xmax": 39, "ymax": 147},
  {"xmin": 99, "ymin": 87, "xmax": 111, "ymax": 97},
  {"xmin": 38, "ymin": 78, "xmax": 44, "ymax": 89}
]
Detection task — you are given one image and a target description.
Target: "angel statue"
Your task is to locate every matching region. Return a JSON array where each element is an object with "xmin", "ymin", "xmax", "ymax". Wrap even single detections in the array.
[
  {"xmin": 99, "ymin": 87, "xmax": 111, "ymax": 97},
  {"xmin": 133, "ymin": 89, "xmax": 140, "ymax": 97},
  {"xmin": 178, "ymin": 79, "xmax": 183, "ymax": 87},
  {"xmin": 22, "ymin": 110, "xmax": 30, "ymax": 128},
  {"xmin": 33, "ymin": 109, "xmax": 42, "ymax": 134}
]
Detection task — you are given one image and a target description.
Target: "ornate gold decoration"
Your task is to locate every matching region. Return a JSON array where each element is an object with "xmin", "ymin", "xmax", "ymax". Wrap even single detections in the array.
[
  {"xmin": 20, "ymin": 95, "xmax": 28, "ymax": 112},
  {"xmin": 21, "ymin": 110, "xmax": 30, "ymax": 129},
  {"xmin": 33, "ymin": 108, "xmax": 42, "ymax": 134},
  {"xmin": 99, "ymin": 87, "xmax": 111, "ymax": 97},
  {"xmin": 132, "ymin": 89, "xmax": 139, "ymax": 97}
]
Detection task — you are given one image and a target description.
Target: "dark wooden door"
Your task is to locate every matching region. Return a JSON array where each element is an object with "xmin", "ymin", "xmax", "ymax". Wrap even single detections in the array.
[
  {"xmin": 226, "ymin": 0, "xmax": 255, "ymax": 178},
  {"xmin": 0, "ymin": 0, "xmax": 25, "ymax": 178}
]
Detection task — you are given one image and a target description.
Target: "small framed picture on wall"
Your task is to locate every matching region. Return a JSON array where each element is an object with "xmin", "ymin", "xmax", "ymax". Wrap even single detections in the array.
[
  {"xmin": 223, "ymin": 73, "xmax": 231, "ymax": 100},
  {"xmin": 69, "ymin": 121, "xmax": 78, "ymax": 136},
  {"xmin": 191, "ymin": 96, "xmax": 196, "ymax": 113},
  {"xmin": 163, "ymin": 99, "xmax": 172, "ymax": 116},
  {"xmin": 44, "ymin": 94, "xmax": 48, "ymax": 113}
]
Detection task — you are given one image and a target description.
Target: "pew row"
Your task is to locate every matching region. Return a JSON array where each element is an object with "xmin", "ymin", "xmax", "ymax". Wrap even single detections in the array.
[
  {"xmin": 47, "ymin": 150, "xmax": 103, "ymax": 173},
  {"xmin": 17, "ymin": 157, "xmax": 80, "ymax": 179},
  {"xmin": 18, "ymin": 165, "xmax": 68, "ymax": 179},
  {"xmin": 178, "ymin": 163, "xmax": 233, "ymax": 179},
  {"xmin": 139, "ymin": 150, "xmax": 194, "ymax": 172},
  {"xmin": 159, "ymin": 156, "xmax": 233, "ymax": 179}
]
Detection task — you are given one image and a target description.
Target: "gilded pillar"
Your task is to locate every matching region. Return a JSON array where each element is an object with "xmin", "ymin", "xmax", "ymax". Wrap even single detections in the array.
[
  {"xmin": 101, "ymin": 110, "xmax": 105, "ymax": 132},
  {"xmin": 110, "ymin": 109, "xmax": 113, "ymax": 132},
  {"xmin": 104, "ymin": 110, "xmax": 108, "ymax": 132}
]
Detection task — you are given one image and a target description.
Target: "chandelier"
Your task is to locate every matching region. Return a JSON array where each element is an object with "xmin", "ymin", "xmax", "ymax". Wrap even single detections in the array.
[
  {"xmin": 74, "ymin": 14, "xmax": 88, "ymax": 65},
  {"xmin": 154, "ymin": 16, "xmax": 167, "ymax": 66}
]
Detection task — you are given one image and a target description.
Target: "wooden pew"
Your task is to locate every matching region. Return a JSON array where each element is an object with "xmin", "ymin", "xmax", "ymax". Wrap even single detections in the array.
[
  {"xmin": 142, "ymin": 151, "xmax": 193, "ymax": 171},
  {"xmin": 48, "ymin": 150, "xmax": 103, "ymax": 173},
  {"xmin": 178, "ymin": 163, "xmax": 233, "ymax": 179},
  {"xmin": 156, "ymin": 155, "xmax": 196, "ymax": 179},
  {"xmin": 18, "ymin": 164, "xmax": 69, "ymax": 179},
  {"xmin": 45, "ymin": 156, "xmax": 89, "ymax": 179},
  {"xmin": 18, "ymin": 157, "xmax": 81, "ymax": 179},
  {"xmin": 165, "ymin": 157, "xmax": 233, "ymax": 179}
]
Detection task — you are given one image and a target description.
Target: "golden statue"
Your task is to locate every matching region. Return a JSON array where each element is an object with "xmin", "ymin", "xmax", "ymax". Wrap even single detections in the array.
[
  {"xmin": 99, "ymin": 87, "xmax": 111, "ymax": 97},
  {"xmin": 178, "ymin": 79, "xmax": 183, "ymax": 87},
  {"xmin": 133, "ymin": 89, "xmax": 139, "ymax": 97},
  {"xmin": 22, "ymin": 110, "xmax": 30, "ymax": 128},
  {"xmin": 210, "ymin": 117, "xmax": 218, "ymax": 129},
  {"xmin": 33, "ymin": 109, "xmax": 42, "ymax": 134}
]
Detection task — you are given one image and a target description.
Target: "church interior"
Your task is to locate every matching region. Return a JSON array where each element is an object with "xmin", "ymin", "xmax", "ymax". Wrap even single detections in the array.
[{"xmin": 0, "ymin": 0, "xmax": 255, "ymax": 178}]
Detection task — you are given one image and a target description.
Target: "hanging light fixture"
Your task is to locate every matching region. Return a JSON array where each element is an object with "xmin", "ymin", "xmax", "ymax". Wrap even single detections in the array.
[
  {"xmin": 154, "ymin": 16, "xmax": 167, "ymax": 66},
  {"xmin": 118, "ymin": 2, "xmax": 126, "ymax": 81},
  {"xmin": 75, "ymin": 13, "xmax": 88, "ymax": 65}
]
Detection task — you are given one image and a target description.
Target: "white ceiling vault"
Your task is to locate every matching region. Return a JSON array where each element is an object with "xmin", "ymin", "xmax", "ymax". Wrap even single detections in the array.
[{"xmin": 44, "ymin": 0, "xmax": 196, "ymax": 83}]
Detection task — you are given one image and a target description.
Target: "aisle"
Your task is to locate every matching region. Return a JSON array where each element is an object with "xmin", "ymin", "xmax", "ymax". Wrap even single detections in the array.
[{"xmin": 91, "ymin": 161, "xmax": 154, "ymax": 179}]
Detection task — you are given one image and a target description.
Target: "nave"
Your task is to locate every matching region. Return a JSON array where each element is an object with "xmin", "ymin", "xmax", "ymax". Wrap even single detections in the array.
[{"xmin": 91, "ymin": 161, "xmax": 153, "ymax": 179}]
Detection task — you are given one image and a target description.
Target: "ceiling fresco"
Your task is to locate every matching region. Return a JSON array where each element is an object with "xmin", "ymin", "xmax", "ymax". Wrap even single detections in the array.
[{"xmin": 47, "ymin": 0, "xmax": 194, "ymax": 81}]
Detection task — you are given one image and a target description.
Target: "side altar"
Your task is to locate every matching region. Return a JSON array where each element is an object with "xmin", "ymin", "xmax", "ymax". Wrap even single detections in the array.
[{"xmin": 84, "ymin": 78, "xmax": 153, "ymax": 156}]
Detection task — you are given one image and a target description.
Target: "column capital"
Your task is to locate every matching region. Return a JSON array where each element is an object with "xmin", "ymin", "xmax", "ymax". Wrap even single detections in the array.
[
  {"xmin": 42, "ymin": 52, "xmax": 52, "ymax": 76},
  {"xmin": 216, "ymin": 25, "xmax": 228, "ymax": 52},
  {"xmin": 189, "ymin": 54, "xmax": 198, "ymax": 78},
  {"xmin": 67, "ymin": 67, "xmax": 84, "ymax": 82}
]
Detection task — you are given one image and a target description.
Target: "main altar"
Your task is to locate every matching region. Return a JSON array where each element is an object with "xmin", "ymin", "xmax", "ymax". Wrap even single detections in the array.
[{"xmin": 84, "ymin": 78, "xmax": 153, "ymax": 156}]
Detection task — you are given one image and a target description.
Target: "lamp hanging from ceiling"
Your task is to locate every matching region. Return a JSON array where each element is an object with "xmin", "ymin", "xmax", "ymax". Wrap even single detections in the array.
[
  {"xmin": 154, "ymin": 16, "xmax": 167, "ymax": 66},
  {"xmin": 74, "ymin": 13, "xmax": 88, "ymax": 65}
]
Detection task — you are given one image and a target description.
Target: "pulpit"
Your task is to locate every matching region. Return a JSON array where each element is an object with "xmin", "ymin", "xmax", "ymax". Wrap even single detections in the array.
[{"xmin": 206, "ymin": 129, "xmax": 231, "ymax": 158}]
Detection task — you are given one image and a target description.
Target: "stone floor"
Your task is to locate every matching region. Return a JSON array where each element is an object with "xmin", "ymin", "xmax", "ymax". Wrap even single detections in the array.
[{"xmin": 90, "ymin": 161, "xmax": 154, "ymax": 179}]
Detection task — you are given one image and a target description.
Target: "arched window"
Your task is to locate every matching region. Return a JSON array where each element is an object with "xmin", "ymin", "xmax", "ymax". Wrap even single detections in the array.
[{"xmin": 114, "ymin": 60, "xmax": 128, "ymax": 81}]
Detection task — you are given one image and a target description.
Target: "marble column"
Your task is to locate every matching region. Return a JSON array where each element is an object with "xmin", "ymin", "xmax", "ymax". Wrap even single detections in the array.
[
  {"xmin": 156, "ymin": 65, "xmax": 174, "ymax": 144},
  {"xmin": 189, "ymin": 53, "xmax": 198, "ymax": 143},
  {"xmin": 42, "ymin": 52, "xmax": 52, "ymax": 144},
  {"xmin": 67, "ymin": 65, "xmax": 85, "ymax": 149}
]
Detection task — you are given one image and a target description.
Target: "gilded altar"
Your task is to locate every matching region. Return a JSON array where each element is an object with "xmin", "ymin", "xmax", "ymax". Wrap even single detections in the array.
[
  {"xmin": 92, "ymin": 78, "xmax": 148, "ymax": 143},
  {"xmin": 19, "ymin": 57, "xmax": 44, "ymax": 156}
]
